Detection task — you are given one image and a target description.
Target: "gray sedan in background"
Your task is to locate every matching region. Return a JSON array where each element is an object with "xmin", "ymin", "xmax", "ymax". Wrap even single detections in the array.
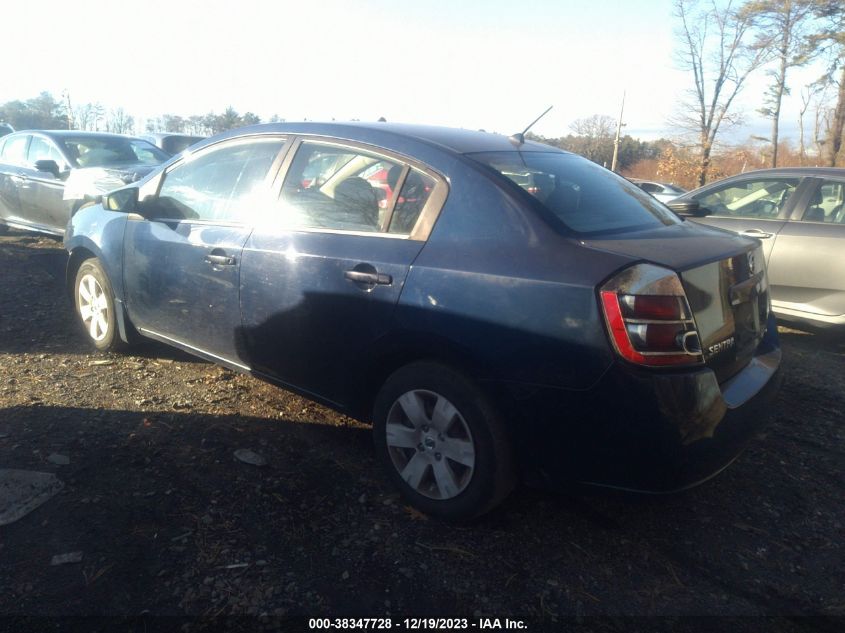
[
  {"xmin": 0, "ymin": 130, "xmax": 169, "ymax": 236},
  {"xmin": 140, "ymin": 133, "xmax": 206, "ymax": 155},
  {"xmin": 671, "ymin": 167, "xmax": 845, "ymax": 330},
  {"xmin": 630, "ymin": 179, "xmax": 687, "ymax": 203}
]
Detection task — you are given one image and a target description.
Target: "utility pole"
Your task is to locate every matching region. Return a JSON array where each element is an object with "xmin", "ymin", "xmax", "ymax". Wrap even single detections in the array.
[
  {"xmin": 610, "ymin": 91, "xmax": 626, "ymax": 173},
  {"xmin": 62, "ymin": 90, "xmax": 73, "ymax": 130}
]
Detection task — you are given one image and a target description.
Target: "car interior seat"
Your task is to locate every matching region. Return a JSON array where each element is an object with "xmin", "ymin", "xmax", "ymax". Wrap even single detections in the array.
[
  {"xmin": 532, "ymin": 173, "xmax": 554, "ymax": 200},
  {"xmin": 334, "ymin": 177, "xmax": 379, "ymax": 229},
  {"xmin": 545, "ymin": 182, "xmax": 580, "ymax": 217},
  {"xmin": 776, "ymin": 188, "xmax": 792, "ymax": 212},
  {"xmin": 390, "ymin": 171, "xmax": 427, "ymax": 234},
  {"xmin": 804, "ymin": 190, "xmax": 825, "ymax": 222},
  {"xmin": 387, "ymin": 164, "xmax": 403, "ymax": 193}
]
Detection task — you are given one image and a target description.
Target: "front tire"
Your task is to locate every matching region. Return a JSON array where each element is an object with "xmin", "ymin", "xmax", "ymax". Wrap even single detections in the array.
[
  {"xmin": 373, "ymin": 362, "xmax": 515, "ymax": 521},
  {"xmin": 74, "ymin": 258, "xmax": 125, "ymax": 352}
]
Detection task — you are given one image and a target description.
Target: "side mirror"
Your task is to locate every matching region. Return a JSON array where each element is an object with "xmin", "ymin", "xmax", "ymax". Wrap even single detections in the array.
[
  {"xmin": 34, "ymin": 159, "xmax": 61, "ymax": 178},
  {"xmin": 105, "ymin": 187, "xmax": 139, "ymax": 213},
  {"xmin": 667, "ymin": 199, "xmax": 710, "ymax": 218}
]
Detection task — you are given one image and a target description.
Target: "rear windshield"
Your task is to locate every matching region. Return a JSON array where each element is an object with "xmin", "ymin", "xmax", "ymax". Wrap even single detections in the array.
[{"xmin": 469, "ymin": 151, "xmax": 680, "ymax": 235}]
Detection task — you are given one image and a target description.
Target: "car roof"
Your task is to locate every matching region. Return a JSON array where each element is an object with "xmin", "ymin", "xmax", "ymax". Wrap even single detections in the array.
[
  {"xmin": 33, "ymin": 130, "xmax": 144, "ymax": 142},
  {"xmin": 142, "ymin": 132, "xmax": 204, "ymax": 140},
  {"xmin": 711, "ymin": 167, "xmax": 845, "ymax": 179},
  {"xmin": 215, "ymin": 121, "xmax": 565, "ymax": 156}
]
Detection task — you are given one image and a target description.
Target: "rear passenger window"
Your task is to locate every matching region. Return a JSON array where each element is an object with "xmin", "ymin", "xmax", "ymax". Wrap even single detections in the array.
[
  {"xmin": 279, "ymin": 142, "xmax": 402, "ymax": 232},
  {"xmin": 1, "ymin": 135, "xmax": 29, "ymax": 165},
  {"xmin": 802, "ymin": 181, "xmax": 845, "ymax": 223},
  {"xmin": 388, "ymin": 168, "xmax": 436, "ymax": 234},
  {"xmin": 154, "ymin": 138, "xmax": 284, "ymax": 222}
]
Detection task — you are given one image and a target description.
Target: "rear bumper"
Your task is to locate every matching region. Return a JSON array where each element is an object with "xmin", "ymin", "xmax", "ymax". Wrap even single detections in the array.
[{"xmin": 502, "ymin": 316, "xmax": 782, "ymax": 492}]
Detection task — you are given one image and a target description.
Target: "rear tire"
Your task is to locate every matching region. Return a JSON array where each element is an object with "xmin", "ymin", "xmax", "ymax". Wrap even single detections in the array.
[
  {"xmin": 74, "ymin": 258, "xmax": 126, "ymax": 353},
  {"xmin": 373, "ymin": 362, "xmax": 515, "ymax": 521}
]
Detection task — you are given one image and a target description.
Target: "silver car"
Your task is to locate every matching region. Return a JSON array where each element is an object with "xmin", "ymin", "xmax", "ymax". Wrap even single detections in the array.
[
  {"xmin": 671, "ymin": 168, "xmax": 845, "ymax": 329},
  {"xmin": 630, "ymin": 179, "xmax": 687, "ymax": 203}
]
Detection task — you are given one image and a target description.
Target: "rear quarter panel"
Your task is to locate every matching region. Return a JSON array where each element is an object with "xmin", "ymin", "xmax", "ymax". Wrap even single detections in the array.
[{"xmin": 395, "ymin": 161, "xmax": 631, "ymax": 391}]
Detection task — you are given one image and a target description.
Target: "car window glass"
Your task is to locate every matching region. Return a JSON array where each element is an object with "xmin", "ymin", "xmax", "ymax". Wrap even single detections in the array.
[
  {"xmin": 388, "ymin": 168, "xmax": 436, "ymax": 234},
  {"xmin": 639, "ymin": 182, "xmax": 662, "ymax": 193},
  {"xmin": 1, "ymin": 135, "xmax": 29, "ymax": 165},
  {"xmin": 694, "ymin": 179, "xmax": 800, "ymax": 219},
  {"xmin": 470, "ymin": 151, "xmax": 679, "ymax": 235},
  {"xmin": 154, "ymin": 139, "xmax": 284, "ymax": 222},
  {"xmin": 59, "ymin": 136, "xmax": 169, "ymax": 168},
  {"xmin": 802, "ymin": 180, "xmax": 845, "ymax": 223},
  {"xmin": 28, "ymin": 136, "xmax": 65, "ymax": 169},
  {"xmin": 279, "ymin": 142, "xmax": 402, "ymax": 232}
]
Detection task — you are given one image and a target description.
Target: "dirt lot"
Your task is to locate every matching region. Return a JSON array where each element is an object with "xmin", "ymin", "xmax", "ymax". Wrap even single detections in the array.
[{"xmin": 0, "ymin": 230, "xmax": 842, "ymax": 631}]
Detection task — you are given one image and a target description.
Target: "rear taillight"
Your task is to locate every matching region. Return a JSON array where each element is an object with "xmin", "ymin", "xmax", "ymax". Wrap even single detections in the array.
[{"xmin": 599, "ymin": 264, "xmax": 703, "ymax": 367}]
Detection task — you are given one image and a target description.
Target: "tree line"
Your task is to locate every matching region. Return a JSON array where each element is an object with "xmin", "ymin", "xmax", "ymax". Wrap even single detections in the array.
[
  {"xmin": 526, "ymin": 115, "xmax": 672, "ymax": 172},
  {"xmin": 0, "ymin": 0, "xmax": 842, "ymax": 186},
  {"xmin": 0, "ymin": 92, "xmax": 275, "ymax": 137}
]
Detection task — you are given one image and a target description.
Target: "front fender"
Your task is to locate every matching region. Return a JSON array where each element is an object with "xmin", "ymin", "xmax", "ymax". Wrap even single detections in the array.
[{"xmin": 64, "ymin": 204, "xmax": 129, "ymax": 301}]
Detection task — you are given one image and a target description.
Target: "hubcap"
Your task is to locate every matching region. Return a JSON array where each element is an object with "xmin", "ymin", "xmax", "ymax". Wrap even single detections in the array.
[
  {"xmin": 385, "ymin": 389, "xmax": 475, "ymax": 500},
  {"xmin": 77, "ymin": 274, "xmax": 109, "ymax": 342}
]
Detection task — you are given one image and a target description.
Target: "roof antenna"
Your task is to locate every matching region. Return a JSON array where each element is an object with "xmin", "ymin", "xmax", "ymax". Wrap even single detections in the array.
[{"xmin": 509, "ymin": 105, "xmax": 553, "ymax": 147}]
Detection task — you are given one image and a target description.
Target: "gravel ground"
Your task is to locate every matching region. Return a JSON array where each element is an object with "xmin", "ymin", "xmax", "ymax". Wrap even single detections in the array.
[{"xmin": 0, "ymin": 230, "xmax": 842, "ymax": 632}]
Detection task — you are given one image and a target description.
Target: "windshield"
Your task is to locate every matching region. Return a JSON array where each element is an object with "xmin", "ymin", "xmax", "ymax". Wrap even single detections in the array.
[
  {"xmin": 469, "ymin": 151, "xmax": 680, "ymax": 235},
  {"xmin": 58, "ymin": 136, "xmax": 169, "ymax": 168}
]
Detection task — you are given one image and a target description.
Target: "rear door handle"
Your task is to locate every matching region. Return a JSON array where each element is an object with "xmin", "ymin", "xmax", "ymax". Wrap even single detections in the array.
[
  {"xmin": 741, "ymin": 229, "xmax": 773, "ymax": 239},
  {"xmin": 205, "ymin": 254, "xmax": 236, "ymax": 266},
  {"xmin": 344, "ymin": 270, "xmax": 392, "ymax": 285}
]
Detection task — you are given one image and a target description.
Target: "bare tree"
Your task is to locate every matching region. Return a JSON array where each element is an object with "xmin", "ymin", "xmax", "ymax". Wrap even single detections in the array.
[
  {"xmin": 161, "ymin": 114, "xmax": 186, "ymax": 133},
  {"xmin": 74, "ymin": 103, "xmax": 105, "ymax": 131},
  {"xmin": 811, "ymin": 0, "xmax": 845, "ymax": 166},
  {"xmin": 568, "ymin": 114, "xmax": 615, "ymax": 164},
  {"xmin": 186, "ymin": 115, "xmax": 207, "ymax": 135},
  {"xmin": 799, "ymin": 85, "xmax": 814, "ymax": 163},
  {"xmin": 106, "ymin": 108, "xmax": 134, "ymax": 134},
  {"xmin": 814, "ymin": 99, "xmax": 834, "ymax": 159},
  {"xmin": 672, "ymin": 0, "xmax": 768, "ymax": 185},
  {"xmin": 744, "ymin": 0, "xmax": 817, "ymax": 167}
]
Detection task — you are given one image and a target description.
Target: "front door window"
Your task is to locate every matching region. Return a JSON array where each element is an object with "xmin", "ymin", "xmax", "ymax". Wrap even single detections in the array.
[{"xmin": 695, "ymin": 178, "xmax": 800, "ymax": 219}]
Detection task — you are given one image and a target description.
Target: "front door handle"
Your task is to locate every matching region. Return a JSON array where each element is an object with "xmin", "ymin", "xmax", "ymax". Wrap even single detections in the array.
[
  {"xmin": 344, "ymin": 270, "xmax": 392, "ymax": 285},
  {"xmin": 741, "ymin": 229, "xmax": 773, "ymax": 239},
  {"xmin": 205, "ymin": 253, "xmax": 236, "ymax": 266}
]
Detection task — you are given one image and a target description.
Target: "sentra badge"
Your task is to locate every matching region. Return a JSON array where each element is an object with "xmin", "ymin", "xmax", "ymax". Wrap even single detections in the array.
[{"xmin": 708, "ymin": 336, "xmax": 735, "ymax": 356}]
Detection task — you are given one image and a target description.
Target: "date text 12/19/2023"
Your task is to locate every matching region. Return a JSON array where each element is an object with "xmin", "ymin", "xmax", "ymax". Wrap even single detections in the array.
[{"xmin": 308, "ymin": 618, "xmax": 528, "ymax": 630}]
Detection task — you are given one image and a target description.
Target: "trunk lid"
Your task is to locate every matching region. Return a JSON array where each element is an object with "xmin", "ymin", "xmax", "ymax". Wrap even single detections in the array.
[{"xmin": 583, "ymin": 222, "xmax": 770, "ymax": 383}]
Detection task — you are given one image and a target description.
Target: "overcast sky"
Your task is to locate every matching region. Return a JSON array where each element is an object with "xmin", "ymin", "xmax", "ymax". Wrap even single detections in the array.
[{"xmin": 0, "ymin": 0, "xmax": 831, "ymax": 143}]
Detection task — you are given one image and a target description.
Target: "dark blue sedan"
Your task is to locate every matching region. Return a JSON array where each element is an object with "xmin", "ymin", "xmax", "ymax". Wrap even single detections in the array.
[{"xmin": 64, "ymin": 122, "xmax": 782, "ymax": 520}]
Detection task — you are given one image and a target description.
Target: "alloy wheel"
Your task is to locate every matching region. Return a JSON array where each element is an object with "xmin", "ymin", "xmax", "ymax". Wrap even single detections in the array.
[
  {"xmin": 384, "ymin": 389, "xmax": 476, "ymax": 500},
  {"xmin": 77, "ymin": 273, "xmax": 110, "ymax": 342}
]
